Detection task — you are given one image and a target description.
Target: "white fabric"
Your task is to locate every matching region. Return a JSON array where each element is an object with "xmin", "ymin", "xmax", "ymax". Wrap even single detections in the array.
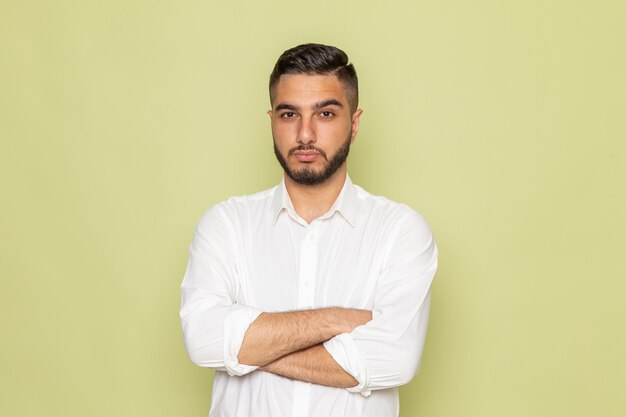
[{"xmin": 180, "ymin": 175, "xmax": 438, "ymax": 417}]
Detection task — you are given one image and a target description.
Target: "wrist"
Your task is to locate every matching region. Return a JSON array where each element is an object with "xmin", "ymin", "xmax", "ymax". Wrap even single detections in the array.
[{"xmin": 323, "ymin": 307, "xmax": 371, "ymax": 335}]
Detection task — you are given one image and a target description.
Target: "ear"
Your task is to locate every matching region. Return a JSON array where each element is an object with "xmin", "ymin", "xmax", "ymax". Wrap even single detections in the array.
[
  {"xmin": 350, "ymin": 109, "xmax": 364, "ymax": 143},
  {"xmin": 267, "ymin": 109, "xmax": 273, "ymax": 119}
]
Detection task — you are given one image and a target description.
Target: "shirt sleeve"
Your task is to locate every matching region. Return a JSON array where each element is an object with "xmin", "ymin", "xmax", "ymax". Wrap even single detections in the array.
[
  {"xmin": 179, "ymin": 205, "xmax": 263, "ymax": 376},
  {"xmin": 323, "ymin": 209, "xmax": 438, "ymax": 396}
]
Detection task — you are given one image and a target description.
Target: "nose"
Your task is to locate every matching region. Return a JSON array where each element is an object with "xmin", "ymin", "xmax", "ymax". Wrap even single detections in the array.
[{"xmin": 297, "ymin": 118, "xmax": 316, "ymax": 145}]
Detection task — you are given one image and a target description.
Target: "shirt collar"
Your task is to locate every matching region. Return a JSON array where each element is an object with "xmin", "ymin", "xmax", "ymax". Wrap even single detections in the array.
[{"xmin": 271, "ymin": 175, "xmax": 357, "ymax": 228}]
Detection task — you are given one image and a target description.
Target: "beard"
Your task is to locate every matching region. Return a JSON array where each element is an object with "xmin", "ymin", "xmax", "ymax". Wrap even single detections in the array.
[{"xmin": 273, "ymin": 131, "xmax": 352, "ymax": 186}]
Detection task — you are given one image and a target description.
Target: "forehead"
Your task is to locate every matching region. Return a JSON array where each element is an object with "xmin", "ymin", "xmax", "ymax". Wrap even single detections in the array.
[{"xmin": 272, "ymin": 74, "xmax": 349, "ymax": 107}]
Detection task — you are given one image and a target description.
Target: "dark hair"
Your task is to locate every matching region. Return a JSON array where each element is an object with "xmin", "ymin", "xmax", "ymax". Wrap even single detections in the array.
[{"xmin": 269, "ymin": 43, "xmax": 359, "ymax": 113}]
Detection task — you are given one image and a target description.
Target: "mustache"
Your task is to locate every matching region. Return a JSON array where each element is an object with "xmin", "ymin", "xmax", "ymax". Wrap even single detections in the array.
[{"xmin": 288, "ymin": 145, "xmax": 328, "ymax": 160}]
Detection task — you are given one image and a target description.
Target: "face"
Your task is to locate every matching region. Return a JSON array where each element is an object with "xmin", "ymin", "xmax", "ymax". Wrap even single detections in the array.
[{"xmin": 269, "ymin": 74, "xmax": 363, "ymax": 186}]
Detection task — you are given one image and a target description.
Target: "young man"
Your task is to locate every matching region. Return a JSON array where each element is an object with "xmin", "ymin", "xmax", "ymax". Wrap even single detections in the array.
[{"xmin": 180, "ymin": 43, "xmax": 438, "ymax": 417}]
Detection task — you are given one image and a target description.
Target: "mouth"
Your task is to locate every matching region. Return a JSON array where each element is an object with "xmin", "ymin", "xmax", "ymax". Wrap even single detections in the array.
[{"xmin": 293, "ymin": 151, "xmax": 320, "ymax": 162}]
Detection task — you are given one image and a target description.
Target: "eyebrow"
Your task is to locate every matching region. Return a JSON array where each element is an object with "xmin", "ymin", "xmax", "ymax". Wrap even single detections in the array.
[
  {"xmin": 313, "ymin": 99, "xmax": 343, "ymax": 110},
  {"xmin": 275, "ymin": 99, "xmax": 344, "ymax": 112},
  {"xmin": 275, "ymin": 103, "xmax": 298, "ymax": 111}
]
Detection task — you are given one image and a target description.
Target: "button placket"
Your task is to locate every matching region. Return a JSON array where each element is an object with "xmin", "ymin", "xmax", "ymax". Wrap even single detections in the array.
[
  {"xmin": 298, "ymin": 223, "xmax": 318, "ymax": 309},
  {"xmin": 292, "ymin": 223, "xmax": 319, "ymax": 417}
]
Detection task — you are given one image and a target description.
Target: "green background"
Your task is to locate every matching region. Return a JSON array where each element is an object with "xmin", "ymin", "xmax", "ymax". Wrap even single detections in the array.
[{"xmin": 1, "ymin": 1, "xmax": 624, "ymax": 416}]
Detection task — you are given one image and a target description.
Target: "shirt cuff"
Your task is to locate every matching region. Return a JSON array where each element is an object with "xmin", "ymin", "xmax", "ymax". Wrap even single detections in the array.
[
  {"xmin": 223, "ymin": 305, "xmax": 264, "ymax": 376},
  {"xmin": 323, "ymin": 333, "xmax": 371, "ymax": 397}
]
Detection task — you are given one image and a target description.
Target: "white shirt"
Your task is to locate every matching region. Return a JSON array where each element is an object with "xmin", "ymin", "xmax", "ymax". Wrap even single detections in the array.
[{"xmin": 180, "ymin": 175, "xmax": 438, "ymax": 417}]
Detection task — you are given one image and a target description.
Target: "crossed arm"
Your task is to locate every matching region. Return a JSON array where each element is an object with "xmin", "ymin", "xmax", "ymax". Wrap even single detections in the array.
[
  {"xmin": 237, "ymin": 308, "xmax": 372, "ymax": 387},
  {"xmin": 181, "ymin": 206, "xmax": 437, "ymax": 393}
]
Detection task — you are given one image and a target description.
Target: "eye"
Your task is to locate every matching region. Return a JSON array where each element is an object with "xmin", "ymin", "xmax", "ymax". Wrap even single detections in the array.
[
  {"xmin": 280, "ymin": 111, "xmax": 297, "ymax": 119},
  {"xmin": 319, "ymin": 110, "xmax": 334, "ymax": 118}
]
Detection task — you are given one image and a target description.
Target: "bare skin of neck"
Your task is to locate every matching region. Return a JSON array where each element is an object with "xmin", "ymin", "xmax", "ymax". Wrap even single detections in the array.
[{"xmin": 284, "ymin": 164, "xmax": 347, "ymax": 224}]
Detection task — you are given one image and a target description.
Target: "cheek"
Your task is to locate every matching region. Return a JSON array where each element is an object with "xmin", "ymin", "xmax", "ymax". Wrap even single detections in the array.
[
  {"xmin": 272, "ymin": 122, "xmax": 296, "ymax": 141},
  {"xmin": 319, "ymin": 121, "xmax": 351, "ymax": 140},
  {"xmin": 272, "ymin": 125, "xmax": 295, "ymax": 153}
]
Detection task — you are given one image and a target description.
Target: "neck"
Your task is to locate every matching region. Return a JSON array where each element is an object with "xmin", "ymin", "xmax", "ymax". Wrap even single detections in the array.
[{"xmin": 284, "ymin": 166, "xmax": 347, "ymax": 224}]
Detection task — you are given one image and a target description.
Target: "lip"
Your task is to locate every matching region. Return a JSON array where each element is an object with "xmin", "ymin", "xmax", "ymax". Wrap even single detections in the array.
[{"xmin": 293, "ymin": 151, "xmax": 320, "ymax": 162}]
